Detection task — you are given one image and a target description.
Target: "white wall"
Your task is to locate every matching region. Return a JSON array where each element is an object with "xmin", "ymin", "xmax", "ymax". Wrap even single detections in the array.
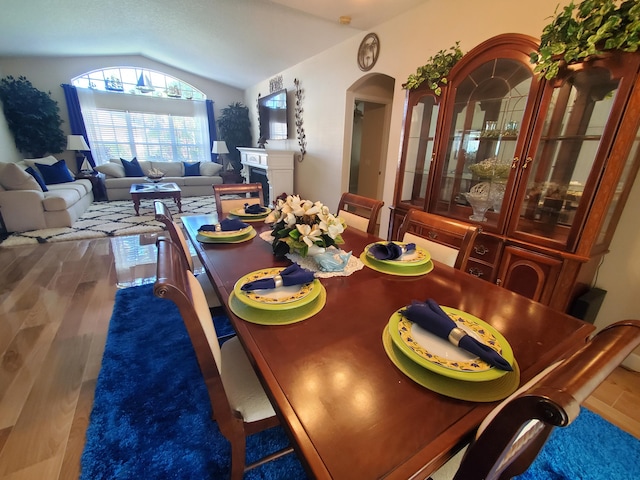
[
  {"xmin": 244, "ymin": 0, "xmax": 640, "ymax": 366},
  {"xmin": 0, "ymin": 65, "xmax": 23, "ymax": 164}
]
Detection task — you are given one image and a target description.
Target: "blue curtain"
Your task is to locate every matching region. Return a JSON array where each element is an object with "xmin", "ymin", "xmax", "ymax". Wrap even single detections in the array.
[
  {"xmin": 61, "ymin": 84, "xmax": 95, "ymax": 170},
  {"xmin": 206, "ymin": 99, "xmax": 220, "ymax": 163}
]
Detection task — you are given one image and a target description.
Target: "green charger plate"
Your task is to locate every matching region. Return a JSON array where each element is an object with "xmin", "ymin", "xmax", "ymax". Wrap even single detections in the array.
[
  {"xmin": 229, "ymin": 286, "xmax": 326, "ymax": 325},
  {"xmin": 196, "ymin": 228, "xmax": 256, "ymax": 244},
  {"xmin": 229, "ymin": 207, "xmax": 271, "ymax": 221},
  {"xmin": 382, "ymin": 327, "xmax": 520, "ymax": 402},
  {"xmin": 233, "ymin": 268, "xmax": 322, "ymax": 311},
  {"xmin": 365, "ymin": 242, "xmax": 431, "ymax": 266},
  {"xmin": 359, "ymin": 252, "xmax": 434, "ymax": 276},
  {"xmin": 197, "ymin": 225, "xmax": 253, "ymax": 240},
  {"xmin": 388, "ymin": 306, "xmax": 514, "ymax": 382}
]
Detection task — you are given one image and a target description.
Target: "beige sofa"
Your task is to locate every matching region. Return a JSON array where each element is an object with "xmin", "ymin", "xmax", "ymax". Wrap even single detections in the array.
[
  {"xmin": 0, "ymin": 158, "xmax": 93, "ymax": 233},
  {"xmin": 95, "ymin": 159, "xmax": 224, "ymax": 200}
]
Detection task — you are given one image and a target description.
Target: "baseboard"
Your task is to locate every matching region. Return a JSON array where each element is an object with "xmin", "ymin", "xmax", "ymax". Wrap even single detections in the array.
[{"xmin": 622, "ymin": 352, "xmax": 640, "ymax": 372}]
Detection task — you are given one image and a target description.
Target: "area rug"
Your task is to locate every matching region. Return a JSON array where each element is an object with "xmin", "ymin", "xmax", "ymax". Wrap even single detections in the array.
[
  {"xmin": 82, "ymin": 285, "xmax": 640, "ymax": 480},
  {"xmin": 81, "ymin": 283, "xmax": 307, "ymax": 480},
  {"xmin": 0, "ymin": 195, "xmax": 217, "ymax": 247}
]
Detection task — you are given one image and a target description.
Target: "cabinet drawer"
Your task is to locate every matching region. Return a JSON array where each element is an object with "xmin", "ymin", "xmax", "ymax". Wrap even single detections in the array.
[
  {"xmin": 465, "ymin": 260, "xmax": 495, "ymax": 282},
  {"xmin": 470, "ymin": 234, "xmax": 501, "ymax": 264}
]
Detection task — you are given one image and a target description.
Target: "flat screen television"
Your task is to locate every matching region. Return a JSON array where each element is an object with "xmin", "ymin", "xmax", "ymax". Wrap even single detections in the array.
[{"xmin": 258, "ymin": 89, "xmax": 288, "ymax": 140}]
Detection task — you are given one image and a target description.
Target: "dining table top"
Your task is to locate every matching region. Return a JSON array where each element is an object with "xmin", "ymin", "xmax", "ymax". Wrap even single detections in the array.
[{"xmin": 181, "ymin": 213, "xmax": 595, "ymax": 479}]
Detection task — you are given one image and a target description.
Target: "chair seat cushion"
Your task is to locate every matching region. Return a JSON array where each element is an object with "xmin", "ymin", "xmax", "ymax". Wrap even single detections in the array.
[{"xmin": 221, "ymin": 337, "xmax": 276, "ymax": 422}]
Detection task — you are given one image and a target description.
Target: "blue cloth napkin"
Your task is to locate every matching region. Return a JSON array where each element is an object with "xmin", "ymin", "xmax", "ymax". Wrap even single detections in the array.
[
  {"xmin": 401, "ymin": 299, "xmax": 513, "ymax": 371},
  {"xmin": 244, "ymin": 203, "xmax": 267, "ymax": 214},
  {"xmin": 241, "ymin": 264, "xmax": 315, "ymax": 291},
  {"xmin": 198, "ymin": 218, "xmax": 249, "ymax": 232},
  {"xmin": 369, "ymin": 242, "xmax": 416, "ymax": 260}
]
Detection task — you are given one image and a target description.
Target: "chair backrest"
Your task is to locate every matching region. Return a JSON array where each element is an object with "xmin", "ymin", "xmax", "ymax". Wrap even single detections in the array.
[
  {"xmin": 337, "ymin": 192, "xmax": 384, "ymax": 235},
  {"xmin": 448, "ymin": 319, "xmax": 640, "ymax": 480},
  {"xmin": 153, "ymin": 237, "xmax": 233, "ymax": 432},
  {"xmin": 154, "ymin": 200, "xmax": 194, "ymax": 271},
  {"xmin": 397, "ymin": 209, "xmax": 480, "ymax": 270},
  {"xmin": 212, "ymin": 183, "xmax": 264, "ymax": 219}
]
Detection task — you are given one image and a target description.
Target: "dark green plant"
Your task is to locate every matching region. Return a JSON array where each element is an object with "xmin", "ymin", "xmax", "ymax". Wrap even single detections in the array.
[
  {"xmin": 0, "ymin": 75, "xmax": 66, "ymax": 157},
  {"xmin": 217, "ymin": 102, "xmax": 252, "ymax": 172},
  {"xmin": 403, "ymin": 42, "xmax": 464, "ymax": 95},
  {"xmin": 531, "ymin": 0, "xmax": 640, "ymax": 80}
]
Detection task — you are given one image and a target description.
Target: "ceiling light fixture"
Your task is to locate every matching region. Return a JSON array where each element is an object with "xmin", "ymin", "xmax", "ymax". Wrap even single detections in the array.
[{"xmin": 339, "ymin": 16, "xmax": 351, "ymax": 25}]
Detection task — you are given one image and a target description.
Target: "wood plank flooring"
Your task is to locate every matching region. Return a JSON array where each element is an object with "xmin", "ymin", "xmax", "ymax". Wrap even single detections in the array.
[{"xmin": 0, "ymin": 235, "xmax": 638, "ymax": 479}]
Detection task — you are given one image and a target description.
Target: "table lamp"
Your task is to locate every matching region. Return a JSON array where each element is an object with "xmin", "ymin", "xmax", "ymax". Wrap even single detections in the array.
[
  {"xmin": 211, "ymin": 141, "xmax": 230, "ymax": 170},
  {"xmin": 67, "ymin": 135, "xmax": 92, "ymax": 173}
]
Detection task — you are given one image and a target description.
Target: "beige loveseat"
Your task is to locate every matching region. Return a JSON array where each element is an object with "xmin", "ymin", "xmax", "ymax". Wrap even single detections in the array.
[
  {"xmin": 0, "ymin": 157, "xmax": 93, "ymax": 233},
  {"xmin": 95, "ymin": 159, "xmax": 224, "ymax": 200}
]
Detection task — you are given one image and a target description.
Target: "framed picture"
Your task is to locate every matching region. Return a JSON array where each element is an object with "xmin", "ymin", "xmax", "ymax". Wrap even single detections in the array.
[{"xmin": 357, "ymin": 33, "xmax": 380, "ymax": 71}]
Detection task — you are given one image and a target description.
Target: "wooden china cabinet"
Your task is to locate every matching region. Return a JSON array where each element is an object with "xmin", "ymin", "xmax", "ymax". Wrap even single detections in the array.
[{"xmin": 390, "ymin": 33, "xmax": 640, "ymax": 312}]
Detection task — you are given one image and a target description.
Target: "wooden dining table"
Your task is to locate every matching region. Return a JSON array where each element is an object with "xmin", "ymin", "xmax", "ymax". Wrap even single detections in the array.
[{"xmin": 181, "ymin": 214, "xmax": 595, "ymax": 479}]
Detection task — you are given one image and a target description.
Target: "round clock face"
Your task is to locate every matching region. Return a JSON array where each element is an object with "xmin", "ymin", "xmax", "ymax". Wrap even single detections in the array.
[{"xmin": 358, "ymin": 33, "xmax": 380, "ymax": 71}]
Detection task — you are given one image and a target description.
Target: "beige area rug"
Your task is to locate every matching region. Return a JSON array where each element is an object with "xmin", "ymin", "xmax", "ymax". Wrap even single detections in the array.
[{"xmin": 0, "ymin": 195, "xmax": 217, "ymax": 247}]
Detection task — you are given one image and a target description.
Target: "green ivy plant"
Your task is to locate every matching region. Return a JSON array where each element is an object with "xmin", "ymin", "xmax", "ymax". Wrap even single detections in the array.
[
  {"xmin": 0, "ymin": 75, "xmax": 66, "ymax": 157},
  {"xmin": 531, "ymin": 0, "xmax": 640, "ymax": 80},
  {"xmin": 403, "ymin": 42, "xmax": 464, "ymax": 95}
]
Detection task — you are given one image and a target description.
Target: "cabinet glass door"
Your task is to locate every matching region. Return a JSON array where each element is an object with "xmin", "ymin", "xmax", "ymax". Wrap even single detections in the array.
[
  {"xmin": 511, "ymin": 65, "xmax": 622, "ymax": 250},
  {"xmin": 397, "ymin": 94, "xmax": 440, "ymax": 209},
  {"xmin": 432, "ymin": 57, "xmax": 533, "ymax": 231}
]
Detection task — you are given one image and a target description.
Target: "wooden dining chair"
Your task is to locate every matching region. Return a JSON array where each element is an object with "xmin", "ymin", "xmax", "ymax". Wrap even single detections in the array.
[
  {"xmin": 153, "ymin": 237, "xmax": 294, "ymax": 479},
  {"xmin": 337, "ymin": 192, "xmax": 385, "ymax": 235},
  {"xmin": 429, "ymin": 319, "xmax": 640, "ymax": 480},
  {"xmin": 154, "ymin": 200, "xmax": 221, "ymax": 309},
  {"xmin": 212, "ymin": 182, "xmax": 264, "ymax": 220},
  {"xmin": 396, "ymin": 209, "xmax": 480, "ymax": 270}
]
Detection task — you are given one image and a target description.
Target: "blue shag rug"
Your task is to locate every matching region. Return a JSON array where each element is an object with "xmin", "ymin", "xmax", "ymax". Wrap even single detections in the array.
[{"xmin": 82, "ymin": 284, "xmax": 640, "ymax": 479}]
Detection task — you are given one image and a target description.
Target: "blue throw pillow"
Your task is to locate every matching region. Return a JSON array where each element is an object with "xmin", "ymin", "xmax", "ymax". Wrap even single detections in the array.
[
  {"xmin": 26, "ymin": 166, "xmax": 48, "ymax": 191},
  {"xmin": 121, "ymin": 157, "xmax": 145, "ymax": 177},
  {"xmin": 183, "ymin": 162, "xmax": 200, "ymax": 176},
  {"xmin": 35, "ymin": 159, "xmax": 75, "ymax": 185}
]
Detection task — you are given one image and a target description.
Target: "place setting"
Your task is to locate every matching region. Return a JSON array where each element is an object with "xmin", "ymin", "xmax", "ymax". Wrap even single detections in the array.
[
  {"xmin": 360, "ymin": 241, "xmax": 434, "ymax": 276},
  {"xmin": 196, "ymin": 217, "xmax": 257, "ymax": 244},
  {"xmin": 382, "ymin": 298, "xmax": 520, "ymax": 402},
  {"xmin": 229, "ymin": 263, "xmax": 327, "ymax": 325},
  {"xmin": 228, "ymin": 202, "xmax": 272, "ymax": 222}
]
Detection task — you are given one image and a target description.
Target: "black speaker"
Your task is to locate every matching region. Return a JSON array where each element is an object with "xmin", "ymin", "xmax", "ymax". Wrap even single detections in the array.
[{"xmin": 569, "ymin": 287, "xmax": 607, "ymax": 324}]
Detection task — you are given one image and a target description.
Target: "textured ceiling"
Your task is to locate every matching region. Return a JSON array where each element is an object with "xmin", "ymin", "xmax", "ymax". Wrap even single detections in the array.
[{"xmin": 0, "ymin": 0, "xmax": 429, "ymax": 89}]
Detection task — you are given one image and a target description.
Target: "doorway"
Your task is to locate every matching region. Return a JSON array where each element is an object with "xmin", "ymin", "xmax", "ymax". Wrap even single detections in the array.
[{"xmin": 344, "ymin": 74, "xmax": 395, "ymax": 207}]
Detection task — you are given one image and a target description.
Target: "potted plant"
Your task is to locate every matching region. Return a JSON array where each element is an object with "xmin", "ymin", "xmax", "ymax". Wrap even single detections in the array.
[
  {"xmin": 217, "ymin": 102, "xmax": 252, "ymax": 173},
  {"xmin": 0, "ymin": 75, "xmax": 66, "ymax": 157},
  {"xmin": 530, "ymin": 0, "xmax": 640, "ymax": 80},
  {"xmin": 403, "ymin": 42, "xmax": 464, "ymax": 95}
]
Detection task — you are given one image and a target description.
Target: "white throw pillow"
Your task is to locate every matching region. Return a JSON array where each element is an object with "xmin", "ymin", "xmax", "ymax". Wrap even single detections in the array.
[
  {"xmin": 95, "ymin": 162, "xmax": 125, "ymax": 178},
  {"xmin": 23, "ymin": 155, "xmax": 58, "ymax": 171},
  {"xmin": 200, "ymin": 162, "xmax": 223, "ymax": 176},
  {"xmin": 0, "ymin": 163, "xmax": 41, "ymax": 191}
]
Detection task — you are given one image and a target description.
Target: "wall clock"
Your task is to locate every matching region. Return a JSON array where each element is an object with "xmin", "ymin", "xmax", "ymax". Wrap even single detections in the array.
[{"xmin": 357, "ymin": 33, "xmax": 380, "ymax": 71}]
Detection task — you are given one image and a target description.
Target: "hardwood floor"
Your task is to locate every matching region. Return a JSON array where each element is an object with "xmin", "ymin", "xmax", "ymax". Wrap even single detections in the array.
[{"xmin": 0, "ymin": 235, "xmax": 638, "ymax": 479}]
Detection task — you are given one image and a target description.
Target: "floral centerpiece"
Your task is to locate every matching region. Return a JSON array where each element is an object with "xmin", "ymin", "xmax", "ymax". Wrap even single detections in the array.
[
  {"xmin": 265, "ymin": 195, "xmax": 346, "ymax": 257},
  {"xmin": 469, "ymin": 157, "xmax": 510, "ymax": 180}
]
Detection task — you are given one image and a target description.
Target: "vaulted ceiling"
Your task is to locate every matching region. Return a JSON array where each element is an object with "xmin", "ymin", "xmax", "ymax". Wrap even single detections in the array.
[{"xmin": 0, "ymin": 0, "xmax": 429, "ymax": 89}]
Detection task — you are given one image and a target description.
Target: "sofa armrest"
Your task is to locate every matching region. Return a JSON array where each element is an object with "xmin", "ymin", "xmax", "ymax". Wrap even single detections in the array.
[{"xmin": 0, "ymin": 189, "xmax": 47, "ymax": 232}]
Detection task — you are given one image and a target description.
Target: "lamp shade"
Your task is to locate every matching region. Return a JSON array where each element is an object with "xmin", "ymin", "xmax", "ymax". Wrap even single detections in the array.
[
  {"xmin": 211, "ymin": 141, "xmax": 229, "ymax": 154},
  {"xmin": 67, "ymin": 135, "xmax": 89, "ymax": 151}
]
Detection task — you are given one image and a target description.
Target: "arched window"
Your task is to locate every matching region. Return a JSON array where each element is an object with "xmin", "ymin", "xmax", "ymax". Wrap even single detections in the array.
[
  {"xmin": 71, "ymin": 68, "xmax": 212, "ymax": 164},
  {"xmin": 72, "ymin": 67, "xmax": 206, "ymax": 100}
]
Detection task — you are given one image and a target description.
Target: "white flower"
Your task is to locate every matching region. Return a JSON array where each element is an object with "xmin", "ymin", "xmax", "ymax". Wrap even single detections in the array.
[{"xmin": 297, "ymin": 224, "xmax": 323, "ymax": 246}]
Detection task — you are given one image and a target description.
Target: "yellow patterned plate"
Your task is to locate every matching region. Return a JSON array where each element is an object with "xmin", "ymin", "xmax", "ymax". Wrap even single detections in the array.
[
  {"xmin": 360, "ymin": 252, "xmax": 434, "ymax": 276},
  {"xmin": 365, "ymin": 242, "xmax": 431, "ymax": 266},
  {"xmin": 196, "ymin": 228, "xmax": 256, "ymax": 244},
  {"xmin": 229, "ymin": 286, "xmax": 326, "ymax": 325},
  {"xmin": 389, "ymin": 306, "xmax": 514, "ymax": 382},
  {"xmin": 233, "ymin": 267, "xmax": 321, "ymax": 311},
  {"xmin": 382, "ymin": 327, "xmax": 520, "ymax": 402},
  {"xmin": 229, "ymin": 207, "xmax": 271, "ymax": 218},
  {"xmin": 197, "ymin": 225, "xmax": 253, "ymax": 239}
]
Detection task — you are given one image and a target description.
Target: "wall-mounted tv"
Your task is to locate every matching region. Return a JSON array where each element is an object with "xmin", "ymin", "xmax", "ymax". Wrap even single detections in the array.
[{"xmin": 258, "ymin": 89, "xmax": 288, "ymax": 140}]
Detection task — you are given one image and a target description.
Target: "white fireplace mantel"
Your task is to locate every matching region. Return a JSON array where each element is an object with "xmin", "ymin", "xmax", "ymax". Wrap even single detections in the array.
[{"xmin": 237, "ymin": 148, "xmax": 295, "ymax": 204}]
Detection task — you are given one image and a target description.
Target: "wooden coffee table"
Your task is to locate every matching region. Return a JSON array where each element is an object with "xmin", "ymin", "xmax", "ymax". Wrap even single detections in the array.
[{"xmin": 130, "ymin": 183, "xmax": 182, "ymax": 215}]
